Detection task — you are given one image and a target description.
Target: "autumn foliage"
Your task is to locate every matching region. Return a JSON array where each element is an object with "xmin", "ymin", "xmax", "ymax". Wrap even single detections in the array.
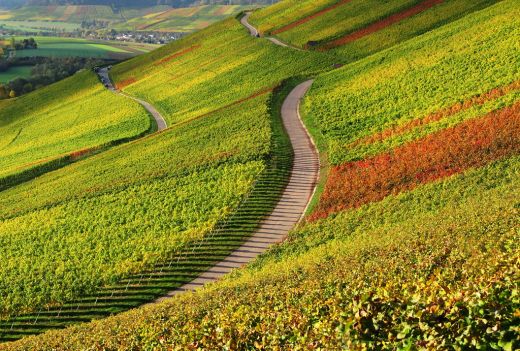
[
  {"xmin": 311, "ymin": 103, "xmax": 520, "ymax": 220},
  {"xmin": 115, "ymin": 77, "xmax": 137, "ymax": 90},
  {"xmin": 156, "ymin": 45, "xmax": 201, "ymax": 65},
  {"xmin": 349, "ymin": 80, "xmax": 520, "ymax": 148}
]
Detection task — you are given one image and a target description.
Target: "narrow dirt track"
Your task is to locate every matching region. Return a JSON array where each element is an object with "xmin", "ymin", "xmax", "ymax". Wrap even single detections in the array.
[
  {"xmin": 98, "ymin": 68, "xmax": 168, "ymax": 131},
  {"xmin": 241, "ymin": 12, "xmax": 302, "ymax": 51},
  {"xmin": 156, "ymin": 80, "xmax": 320, "ymax": 300},
  {"xmin": 241, "ymin": 12, "xmax": 259, "ymax": 37}
]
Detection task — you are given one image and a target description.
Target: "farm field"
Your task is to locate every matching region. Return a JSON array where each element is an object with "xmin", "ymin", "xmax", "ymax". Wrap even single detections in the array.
[
  {"xmin": 7, "ymin": 36, "xmax": 159, "ymax": 59},
  {"xmin": 0, "ymin": 65, "xmax": 31, "ymax": 82},
  {"xmin": 0, "ymin": 5, "xmax": 121, "ymax": 23},
  {"xmin": 0, "ymin": 19, "xmax": 79, "ymax": 32},
  {"xmin": 115, "ymin": 5, "xmax": 255, "ymax": 32},
  {"xmin": 0, "ymin": 0, "xmax": 518, "ymax": 349},
  {"xmin": 0, "ymin": 71, "xmax": 150, "ymax": 187}
]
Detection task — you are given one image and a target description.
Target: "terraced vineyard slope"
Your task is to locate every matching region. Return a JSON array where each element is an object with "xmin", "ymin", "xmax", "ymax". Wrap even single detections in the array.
[
  {"xmin": 0, "ymin": 0, "xmax": 518, "ymax": 349},
  {"xmin": 250, "ymin": 0, "xmax": 500, "ymax": 61},
  {"xmin": 0, "ymin": 7, "xmax": 333, "ymax": 342}
]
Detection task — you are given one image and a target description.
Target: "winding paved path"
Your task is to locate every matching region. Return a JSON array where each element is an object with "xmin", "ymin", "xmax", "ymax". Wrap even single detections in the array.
[
  {"xmin": 98, "ymin": 68, "xmax": 168, "ymax": 131},
  {"xmin": 100, "ymin": 35, "xmax": 318, "ymax": 301},
  {"xmin": 241, "ymin": 12, "xmax": 302, "ymax": 50},
  {"xmin": 157, "ymin": 80, "xmax": 319, "ymax": 300}
]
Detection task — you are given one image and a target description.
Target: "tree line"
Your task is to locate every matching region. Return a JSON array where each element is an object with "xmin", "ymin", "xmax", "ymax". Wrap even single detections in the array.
[{"xmin": 0, "ymin": 57, "xmax": 103, "ymax": 99}]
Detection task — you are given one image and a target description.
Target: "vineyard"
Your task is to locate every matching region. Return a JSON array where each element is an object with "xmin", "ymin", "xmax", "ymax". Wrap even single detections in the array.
[
  {"xmin": 250, "ymin": 0, "xmax": 499, "ymax": 57},
  {"xmin": 0, "ymin": 0, "xmax": 518, "ymax": 349},
  {"xmin": 303, "ymin": 2, "xmax": 519, "ymax": 165},
  {"xmin": 270, "ymin": 0, "xmax": 425, "ymax": 47},
  {"xmin": 109, "ymin": 17, "xmax": 334, "ymax": 126},
  {"xmin": 0, "ymin": 71, "xmax": 150, "ymax": 188}
]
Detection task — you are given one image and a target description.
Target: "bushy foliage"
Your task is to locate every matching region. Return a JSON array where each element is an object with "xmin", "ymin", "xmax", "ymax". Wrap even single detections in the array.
[
  {"xmin": 4, "ymin": 154, "xmax": 518, "ymax": 350},
  {"xmin": 311, "ymin": 103, "xmax": 520, "ymax": 219}
]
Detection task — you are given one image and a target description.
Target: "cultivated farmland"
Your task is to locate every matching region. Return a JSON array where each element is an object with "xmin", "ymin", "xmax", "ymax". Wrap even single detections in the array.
[{"xmin": 9, "ymin": 36, "xmax": 158, "ymax": 59}]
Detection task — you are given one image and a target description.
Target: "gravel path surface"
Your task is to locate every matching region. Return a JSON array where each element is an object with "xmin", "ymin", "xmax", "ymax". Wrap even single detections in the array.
[
  {"xmin": 98, "ymin": 67, "xmax": 168, "ymax": 131},
  {"xmin": 241, "ymin": 12, "xmax": 302, "ymax": 50}
]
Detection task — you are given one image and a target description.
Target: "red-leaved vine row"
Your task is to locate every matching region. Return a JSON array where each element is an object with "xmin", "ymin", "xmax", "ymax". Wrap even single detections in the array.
[{"xmin": 310, "ymin": 102, "xmax": 520, "ymax": 220}]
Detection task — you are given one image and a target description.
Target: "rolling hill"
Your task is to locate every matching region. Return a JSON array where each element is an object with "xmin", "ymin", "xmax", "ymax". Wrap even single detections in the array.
[
  {"xmin": 0, "ymin": 0, "xmax": 518, "ymax": 349},
  {"xmin": 0, "ymin": 70, "xmax": 150, "ymax": 190}
]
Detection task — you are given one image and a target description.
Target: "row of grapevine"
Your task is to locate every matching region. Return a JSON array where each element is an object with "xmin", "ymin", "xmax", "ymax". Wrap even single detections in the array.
[
  {"xmin": 4, "ymin": 149, "xmax": 518, "ymax": 349},
  {"xmin": 109, "ymin": 18, "xmax": 334, "ymax": 126},
  {"xmin": 304, "ymin": 0, "xmax": 519, "ymax": 165},
  {"xmin": 0, "ymin": 78, "xmax": 296, "ymax": 343}
]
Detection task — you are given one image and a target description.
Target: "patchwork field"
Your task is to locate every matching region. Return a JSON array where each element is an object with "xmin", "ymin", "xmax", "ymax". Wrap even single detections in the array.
[
  {"xmin": 0, "ymin": 5, "xmax": 256, "ymax": 33},
  {"xmin": 7, "ymin": 36, "xmax": 159, "ymax": 59},
  {"xmin": 0, "ymin": 5, "xmax": 124, "ymax": 23},
  {"xmin": 115, "ymin": 5, "xmax": 254, "ymax": 32},
  {"xmin": 0, "ymin": 0, "xmax": 518, "ymax": 349},
  {"xmin": 0, "ymin": 19, "xmax": 79, "ymax": 32}
]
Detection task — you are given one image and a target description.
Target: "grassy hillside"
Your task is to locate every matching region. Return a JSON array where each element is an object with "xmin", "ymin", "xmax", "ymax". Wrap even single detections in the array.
[
  {"xmin": 0, "ymin": 70, "xmax": 150, "ymax": 187},
  {"xmin": 0, "ymin": 0, "xmax": 517, "ymax": 349}
]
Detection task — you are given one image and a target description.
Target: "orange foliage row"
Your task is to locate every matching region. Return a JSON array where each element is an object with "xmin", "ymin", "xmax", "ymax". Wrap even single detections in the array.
[
  {"xmin": 310, "ymin": 102, "xmax": 520, "ymax": 221},
  {"xmin": 350, "ymin": 80, "xmax": 520, "ymax": 148},
  {"xmin": 321, "ymin": 0, "xmax": 443, "ymax": 49},
  {"xmin": 271, "ymin": 0, "xmax": 352, "ymax": 35},
  {"xmin": 115, "ymin": 77, "xmax": 137, "ymax": 90},
  {"xmin": 157, "ymin": 45, "xmax": 201, "ymax": 66}
]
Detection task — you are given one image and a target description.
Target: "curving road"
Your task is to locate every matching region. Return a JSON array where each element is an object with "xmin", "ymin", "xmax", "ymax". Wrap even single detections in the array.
[
  {"xmin": 98, "ymin": 68, "xmax": 168, "ymax": 131},
  {"xmin": 241, "ymin": 12, "xmax": 302, "ymax": 51},
  {"xmin": 157, "ymin": 80, "xmax": 320, "ymax": 300},
  {"xmin": 241, "ymin": 12, "xmax": 259, "ymax": 37},
  {"xmin": 100, "ymin": 32, "xmax": 319, "ymax": 301}
]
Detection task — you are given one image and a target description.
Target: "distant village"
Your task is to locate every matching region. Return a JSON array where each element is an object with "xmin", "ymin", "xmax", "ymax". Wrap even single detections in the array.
[{"xmin": 0, "ymin": 26, "xmax": 184, "ymax": 45}]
